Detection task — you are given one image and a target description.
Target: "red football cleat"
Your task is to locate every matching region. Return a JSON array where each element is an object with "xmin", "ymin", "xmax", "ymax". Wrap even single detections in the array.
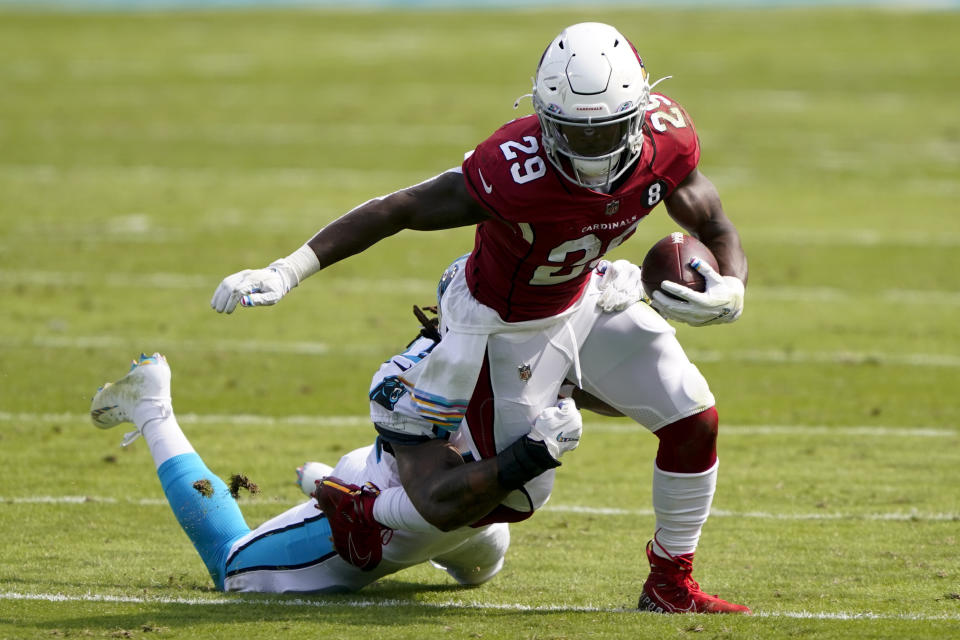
[
  {"xmin": 638, "ymin": 539, "xmax": 751, "ymax": 614},
  {"xmin": 315, "ymin": 476, "xmax": 393, "ymax": 571}
]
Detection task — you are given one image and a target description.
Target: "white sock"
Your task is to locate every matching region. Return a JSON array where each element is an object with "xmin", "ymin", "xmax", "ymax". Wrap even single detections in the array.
[
  {"xmin": 651, "ymin": 460, "xmax": 718, "ymax": 558},
  {"xmin": 133, "ymin": 400, "xmax": 194, "ymax": 470},
  {"xmin": 372, "ymin": 486, "xmax": 442, "ymax": 533}
]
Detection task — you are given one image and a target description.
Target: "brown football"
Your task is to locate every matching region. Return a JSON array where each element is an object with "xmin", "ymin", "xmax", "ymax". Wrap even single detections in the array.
[{"xmin": 641, "ymin": 232, "xmax": 720, "ymax": 299}]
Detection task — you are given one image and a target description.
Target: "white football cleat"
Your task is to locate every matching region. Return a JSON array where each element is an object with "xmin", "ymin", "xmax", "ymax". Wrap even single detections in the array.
[
  {"xmin": 91, "ymin": 353, "xmax": 171, "ymax": 446},
  {"xmin": 296, "ymin": 461, "xmax": 334, "ymax": 497}
]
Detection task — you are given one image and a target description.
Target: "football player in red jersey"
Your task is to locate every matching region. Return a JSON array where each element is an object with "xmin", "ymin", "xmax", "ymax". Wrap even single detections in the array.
[{"xmin": 212, "ymin": 23, "xmax": 750, "ymax": 614}]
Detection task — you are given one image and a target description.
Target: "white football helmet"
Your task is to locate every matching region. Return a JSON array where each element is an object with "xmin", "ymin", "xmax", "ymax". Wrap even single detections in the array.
[{"xmin": 532, "ymin": 22, "xmax": 651, "ymax": 191}]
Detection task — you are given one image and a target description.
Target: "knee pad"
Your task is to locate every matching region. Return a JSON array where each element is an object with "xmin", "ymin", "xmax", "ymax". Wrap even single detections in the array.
[{"xmin": 654, "ymin": 407, "xmax": 718, "ymax": 473}]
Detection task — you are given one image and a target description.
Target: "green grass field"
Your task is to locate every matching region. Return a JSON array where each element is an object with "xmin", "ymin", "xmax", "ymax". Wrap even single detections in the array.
[{"xmin": 1, "ymin": 6, "xmax": 959, "ymax": 639}]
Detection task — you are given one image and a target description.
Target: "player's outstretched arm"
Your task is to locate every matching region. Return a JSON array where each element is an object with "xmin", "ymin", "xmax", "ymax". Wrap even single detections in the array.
[
  {"xmin": 210, "ymin": 170, "xmax": 490, "ymax": 314},
  {"xmin": 304, "ymin": 169, "xmax": 490, "ymax": 271},
  {"xmin": 657, "ymin": 169, "xmax": 748, "ymax": 325},
  {"xmin": 392, "ymin": 399, "xmax": 583, "ymax": 532}
]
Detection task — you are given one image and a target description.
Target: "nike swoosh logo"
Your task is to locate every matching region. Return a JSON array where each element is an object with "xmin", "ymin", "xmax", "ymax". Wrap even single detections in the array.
[
  {"xmin": 478, "ymin": 168, "xmax": 493, "ymax": 194},
  {"xmin": 650, "ymin": 587, "xmax": 696, "ymax": 613},
  {"xmin": 347, "ymin": 531, "xmax": 371, "ymax": 566}
]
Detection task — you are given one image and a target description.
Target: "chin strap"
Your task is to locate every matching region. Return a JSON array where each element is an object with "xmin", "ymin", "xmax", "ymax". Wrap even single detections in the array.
[
  {"xmin": 649, "ymin": 75, "xmax": 673, "ymax": 91},
  {"xmin": 513, "ymin": 92, "xmax": 534, "ymax": 109}
]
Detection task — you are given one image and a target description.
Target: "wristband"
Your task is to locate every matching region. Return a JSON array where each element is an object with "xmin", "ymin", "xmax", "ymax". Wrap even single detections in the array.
[
  {"xmin": 496, "ymin": 436, "xmax": 561, "ymax": 491},
  {"xmin": 283, "ymin": 244, "xmax": 321, "ymax": 285}
]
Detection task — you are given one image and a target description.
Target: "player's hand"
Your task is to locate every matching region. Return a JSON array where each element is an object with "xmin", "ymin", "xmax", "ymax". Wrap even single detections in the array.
[
  {"xmin": 210, "ymin": 259, "xmax": 297, "ymax": 314},
  {"xmin": 595, "ymin": 259, "xmax": 649, "ymax": 312},
  {"xmin": 651, "ymin": 258, "xmax": 744, "ymax": 326},
  {"xmin": 527, "ymin": 398, "xmax": 583, "ymax": 461}
]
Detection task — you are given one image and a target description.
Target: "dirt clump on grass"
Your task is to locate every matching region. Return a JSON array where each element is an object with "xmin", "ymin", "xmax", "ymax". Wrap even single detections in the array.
[{"xmin": 228, "ymin": 474, "xmax": 260, "ymax": 499}]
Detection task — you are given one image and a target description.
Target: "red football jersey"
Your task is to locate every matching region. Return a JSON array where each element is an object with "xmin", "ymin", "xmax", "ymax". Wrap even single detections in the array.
[{"xmin": 462, "ymin": 93, "xmax": 700, "ymax": 322}]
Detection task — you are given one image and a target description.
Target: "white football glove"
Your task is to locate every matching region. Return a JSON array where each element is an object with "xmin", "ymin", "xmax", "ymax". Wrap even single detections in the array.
[
  {"xmin": 211, "ymin": 245, "xmax": 320, "ymax": 314},
  {"xmin": 595, "ymin": 259, "xmax": 649, "ymax": 312},
  {"xmin": 210, "ymin": 261, "xmax": 295, "ymax": 314},
  {"xmin": 527, "ymin": 398, "xmax": 583, "ymax": 462},
  {"xmin": 651, "ymin": 258, "xmax": 745, "ymax": 326}
]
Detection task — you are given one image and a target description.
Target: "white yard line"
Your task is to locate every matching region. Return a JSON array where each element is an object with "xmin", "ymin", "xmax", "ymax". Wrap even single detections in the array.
[
  {"xmin": 1, "ymin": 591, "xmax": 958, "ymax": 621},
  {"xmin": 1, "ymin": 495, "xmax": 956, "ymax": 523},
  {"xmin": 1, "ymin": 411, "xmax": 956, "ymax": 438},
  {"xmin": 0, "ymin": 270, "xmax": 435, "ymax": 294},
  {"xmin": 689, "ymin": 348, "xmax": 960, "ymax": 368},
  {"xmin": 0, "ymin": 164, "xmax": 428, "ymax": 188},
  {"xmin": 589, "ymin": 423, "xmax": 958, "ymax": 437},
  {"xmin": 547, "ymin": 506, "xmax": 960, "ymax": 522},
  {"xmin": 0, "ymin": 411, "xmax": 367, "ymax": 427},
  {"xmin": 746, "ymin": 228, "xmax": 960, "ymax": 248},
  {"xmin": 13, "ymin": 335, "xmax": 380, "ymax": 357}
]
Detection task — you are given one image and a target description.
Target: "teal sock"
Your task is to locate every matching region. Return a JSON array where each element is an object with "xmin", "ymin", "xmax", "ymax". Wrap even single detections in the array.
[{"xmin": 157, "ymin": 452, "xmax": 251, "ymax": 589}]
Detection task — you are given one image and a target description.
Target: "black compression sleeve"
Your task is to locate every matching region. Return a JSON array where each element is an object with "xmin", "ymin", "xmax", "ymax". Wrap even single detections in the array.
[{"xmin": 496, "ymin": 436, "xmax": 561, "ymax": 491}]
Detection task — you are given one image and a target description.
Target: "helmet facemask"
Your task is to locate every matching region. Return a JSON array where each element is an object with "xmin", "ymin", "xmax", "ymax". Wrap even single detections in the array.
[{"xmin": 536, "ymin": 102, "xmax": 644, "ymax": 190}]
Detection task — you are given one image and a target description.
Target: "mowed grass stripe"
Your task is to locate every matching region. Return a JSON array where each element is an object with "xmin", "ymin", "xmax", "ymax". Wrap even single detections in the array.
[
  {"xmin": 5, "ymin": 334, "xmax": 958, "ymax": 367},
  {"xmin": 3, "ymin": 269, "xmax": 960, "ymax": 305}
]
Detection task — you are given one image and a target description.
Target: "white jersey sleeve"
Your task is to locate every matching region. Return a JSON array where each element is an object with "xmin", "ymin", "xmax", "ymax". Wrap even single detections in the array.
[{"xmin": 369, "ymin": 333, "xmax": 443, "ymax": 444}]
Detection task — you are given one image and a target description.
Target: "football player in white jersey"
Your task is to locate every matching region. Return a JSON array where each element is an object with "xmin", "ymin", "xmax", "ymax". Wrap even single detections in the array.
[
  {"xmin": 89, "ymin": 308, "xmax": 589, "ymax": 593},
  {"xmin": 210, "ymin": 23, "xmax": 750, "ymax": 613},
  {"xmin": 89, "ymin": 355, "xmax": 583, "ymax": 593}
]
